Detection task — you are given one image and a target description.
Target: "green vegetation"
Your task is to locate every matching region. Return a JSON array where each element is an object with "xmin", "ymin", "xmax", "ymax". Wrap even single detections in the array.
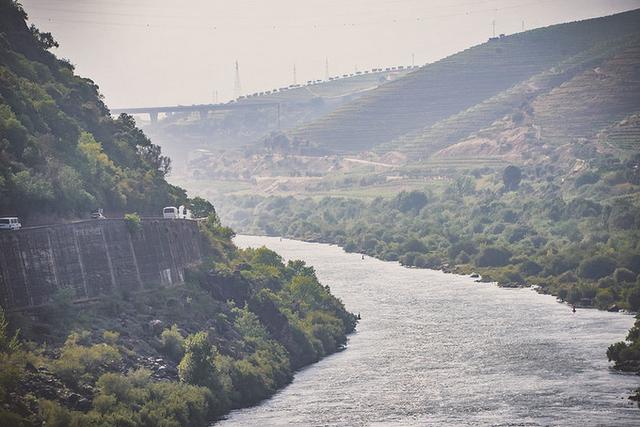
[
  {"xmin": 0, "ymin": 2, "xmax": 356, "ymax": 425},
  {"xmin": 0, "ymin": 214, "xmax": 357, "ymax": 425},
  {"xmin": 0, "ymin": 1, "xmax": 185, "ymax": 219},
  {"xmin": 222, "ymin": 156, "xmax": 640, "ymax": 311},
  {"xmin": 222, "ymin": 153, "xmax": 640, "ymax": 400},
  {"xmin": 123, "ymin": 212, "xmax": 142, "ymax": 234},
  {"xmin": 608, "ymin": 315, "xmax": 640, "ymax": 406}
]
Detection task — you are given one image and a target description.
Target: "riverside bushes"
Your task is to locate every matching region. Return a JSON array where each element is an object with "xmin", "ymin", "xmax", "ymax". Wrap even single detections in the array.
[
  {"xmin": 219, "ymin": 155, "xmax": 640, "ymax": 403},
  {"xmin": 0, "ymin": 210, "xmax": 357, "ymax": 425},
  {"xmin": 220, "ymin": 157, "xmax": 640, "ymax": 312}
]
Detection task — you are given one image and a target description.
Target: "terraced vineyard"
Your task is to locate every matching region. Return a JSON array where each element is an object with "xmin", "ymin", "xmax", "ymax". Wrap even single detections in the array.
[
  {"xmin": 600, "ymin": 113, "xmax": 640, "ymax": 152},
  {"xmin": 532, "ymin": 43, "xmax": 640, "ymax": 145},
  {"xmin": 289, "ymin": 9, "xmax": 640, "ymax": 154},
  {"xmin": 380, "ymin": 36, "xmax": 636, "ymax": 158},
  {"xmin": 235, "ymin": 69, "xmax": 410, "ymax": 104}
]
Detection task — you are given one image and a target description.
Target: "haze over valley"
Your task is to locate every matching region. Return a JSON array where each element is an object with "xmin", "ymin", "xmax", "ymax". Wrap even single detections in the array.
[{"xmin": 1, "ymin": 1, "xmax": 640, "ymax": 425}]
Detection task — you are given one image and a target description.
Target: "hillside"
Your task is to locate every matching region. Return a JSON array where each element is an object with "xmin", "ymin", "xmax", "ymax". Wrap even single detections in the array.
[
  {"xmin": 0, "ymin": 2, "xmax": 358, "ymax": 426},
  {"xmin": 289, "ymin": 9, "xmax": 640, "ymax": 154},
  {"xmin": 0, "ymin": 1, "xmax": 185, "ymax": 221},
  {"xmin": 143, "ymin": 68, "xmax": 411, "ymax": 176},
  {"xmin": 235, "ymin": 67, "xmax": 411, "ymax": 104}
]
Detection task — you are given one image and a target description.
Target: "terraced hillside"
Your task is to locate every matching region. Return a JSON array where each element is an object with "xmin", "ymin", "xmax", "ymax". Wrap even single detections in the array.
[
  {"xmin": 381, "ymin": 36, "xmax": 637, "ymax": 158},
  {"xmin": 235, "ymin": 68, "xmax": 411, "ymax": 104},
  {"xmin": 532, "ymin": 43, "xmax": 640, "ymax": 145},
  {"xmin": 289, "ymin": 9, "xmax": 640, "ymax": 154},
  {"xmin": 421, "ymin": 36, "xmax": 640, "ymax": 163},
  {"xmin": 600, "ymin": 113, "xmax": 640, "ymax": 152}
]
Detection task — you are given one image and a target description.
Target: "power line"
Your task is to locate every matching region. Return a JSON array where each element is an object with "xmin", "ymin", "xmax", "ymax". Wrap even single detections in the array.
[{"xmin": 27, "ymin": 0, "xmax": 563, "ymax": 31}]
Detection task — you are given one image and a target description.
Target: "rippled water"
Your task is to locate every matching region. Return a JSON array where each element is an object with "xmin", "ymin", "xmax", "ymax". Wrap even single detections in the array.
[{"xmin": 220, "ymin": 235, "xmax": 639, "ymax": 426}]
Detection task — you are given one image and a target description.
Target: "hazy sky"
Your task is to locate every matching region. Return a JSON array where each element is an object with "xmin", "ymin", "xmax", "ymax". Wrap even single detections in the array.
[{"xmin": 21, "ymin": 0, "xmax": 640, "ymax": 109}]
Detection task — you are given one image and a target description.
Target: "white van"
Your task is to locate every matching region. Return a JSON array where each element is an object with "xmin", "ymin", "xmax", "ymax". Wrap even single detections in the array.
[
  {"xmin": 0, "ymin": 217, "xmax": 21, "ymax": 230},
  {"xmin": 178, "ymin": 205, "xmax": 192, "ymax": 219},
  {"xmin": 163, "ymin": 207, "xmax": 178, "ymax": 219}
]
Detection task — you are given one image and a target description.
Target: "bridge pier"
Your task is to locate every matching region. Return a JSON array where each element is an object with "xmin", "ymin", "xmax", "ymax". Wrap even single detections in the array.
[
  {"xmin": 198, "ymin": 110, "xmax": 208, "ymax": 120},
  {"xmin": 149, "ymin": 112, "xmax": 158, "ymax": 123}
]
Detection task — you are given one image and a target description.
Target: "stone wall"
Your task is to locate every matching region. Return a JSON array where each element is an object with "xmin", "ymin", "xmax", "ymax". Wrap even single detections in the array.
[{"xmin": 0, "ymin": 219, "xmax": 204, "ymax": 309}]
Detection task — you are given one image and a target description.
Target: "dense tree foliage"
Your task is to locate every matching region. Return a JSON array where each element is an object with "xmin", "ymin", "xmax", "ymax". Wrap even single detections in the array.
[
  {"xmin": 221, "ymin": 158, "xmax": 640, "ymax": 313},
  {"xmin": 221, "ymin": 156, "xmax": 640, "ymax": 403},
  {"xmin": 0, "ymin": 1, "xmax": 185, "ymax": 219},
  {"xmin": 0, "ymin": 4, "xmax": 356, "ymax": 423}
]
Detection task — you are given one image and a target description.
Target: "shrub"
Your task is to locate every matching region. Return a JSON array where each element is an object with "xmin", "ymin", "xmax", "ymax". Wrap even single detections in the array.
[
  {"xmin": 614, "ymin": 268, "xmax": 637, "ymax": 285},
  {"xmin": 178, "ymin": 332, "xmax": 220, "ymax": 390},
  {"xmin": 413, "ymin": 254, "xmax": 442, "ymax": 269},
  {"xmin": 578, "ymin": 255, "xmax": 616, "ymax": 280},
  {"xmin": 51, "ymin": 335, "xmax": 121, "ymax": 386},
  {"xmin": 160, "ymin": 325, "xmax": 184, "ymax": 362},
  {"xmin": 627, "ymin": 285, "xmax": 640, "ymax": 312},
  {"xmin": 558, "ymin": 271, "xmax": 578, "ymax": 283},
  {"xmin": 597, "ymin": 276, "xmax": 615, "ymax": 288},
  {"xmin": 575, "ymin": 171, "xmax": 600, "ymax": 188},
  {"xmin": 0, "ymin": 307, "xmax": 19, "ymax": 354},
  {"xmin": 595, "ymin": 289, "xmax": 614, "ymax": 309},
  {"xmin": 402, "ymin": 238, "xmax": 427, "ymax": 254},
  {"xmin": 520, "ymin": 260, "xmax": 543, "ymax": 276},
  {"xmin": 189, "ymin": 196, "xmax": 216, "ymax": 219},
  {"xmin": 476, "ymin": 247, "xmax": 512, "ymax": 267},
  {"xmin": 124, "ymin": 212, "xmax": 142, "ymax": 234},
  {"xmin": 395, "ymin": 191, "xmax": 428, "ymax": 213},
  {"xmin": 502, "ymin": 165, "xmax": 522, "ymax": 191},
  {"xmin": 102, "ymin": 330, "xmax": 119, "ymax": 345}
]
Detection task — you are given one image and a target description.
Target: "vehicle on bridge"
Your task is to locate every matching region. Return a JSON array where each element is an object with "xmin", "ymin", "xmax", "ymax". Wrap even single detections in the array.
[
  {"xmin": 163, "ymin": 206, "xmax": 192, "ymax": 219},
  {"xmin": 91, "ymin": 208, "xmax": 105, "ymax": 219},
  {"xmin": 163, "ymin": 206, "xmax": 179, "ymax": 219},
  {"xmin": 0, "ymin": 217, "xmax": 21, "ymax": 230}
]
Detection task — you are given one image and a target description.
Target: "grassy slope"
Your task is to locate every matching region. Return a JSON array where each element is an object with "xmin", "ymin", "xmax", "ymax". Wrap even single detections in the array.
[
  {"xmin": 289, "ymin": 9, "xmax": 640, "ymax": 154},
  {"xmin": 382, "ymin": 35, "xmax": 640, "ymax": 158}
]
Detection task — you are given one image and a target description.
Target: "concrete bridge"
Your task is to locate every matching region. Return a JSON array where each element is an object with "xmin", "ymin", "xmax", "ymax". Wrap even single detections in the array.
[{"xmin": 111, "ymin": 101, "xmax": 281, "ymax": 123}]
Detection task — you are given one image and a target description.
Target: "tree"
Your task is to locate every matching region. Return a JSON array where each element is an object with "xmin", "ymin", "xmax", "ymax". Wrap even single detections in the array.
[
  {"xmin": 476, "ymin": 246, "xmax": 512, "ymax": 267},
  {"xmin": 614, "ymin": 268, "xmax": 637, "ymax": 285},
  {"xmin": 178, "ymin": 332, "xmax": 220, "ymax": 390},
  {"xmin": 578, "ymin": 255, "xmax": 616, "ymax": 280},
  {"xmin": 395, "ymin": 191, "xmax": 428, "ymax": 213},
  {"xmin": 402, "ymin": 238, "xmax": 427, "ymax": 253},
  {"xmin": 190, "ymin": 196, "xmax": 216, "ymax": 219},
  {"xmin": 447, "ymin": 176, "xmax": 476, "ymax": 197},
  {"xmin": 502, "ymin": 165, "xmax": 522, "ymax": 191},
  {"xmin": 627, "ymin": 284, "xmax": 640, "ymax": 312}
]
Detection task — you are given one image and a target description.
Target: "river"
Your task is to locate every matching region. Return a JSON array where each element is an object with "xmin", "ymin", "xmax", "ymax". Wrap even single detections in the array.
[{"xmin": 219, "ymin": 235, "xmax": 638, "ymax": 426}]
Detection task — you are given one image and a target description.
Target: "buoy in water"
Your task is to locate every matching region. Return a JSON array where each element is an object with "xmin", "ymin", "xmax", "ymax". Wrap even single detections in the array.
[{"xmin": 572, "ymin": 305, "xmax": 576, "ymax": 313}]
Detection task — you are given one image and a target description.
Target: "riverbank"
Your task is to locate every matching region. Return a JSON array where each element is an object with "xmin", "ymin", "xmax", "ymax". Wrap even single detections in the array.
[
  {"xmin": 0, "ymin": 221, "xmax": 356, "ymax": 426},
  {"xmin": 224, "ymin": 235, "xmax": 638, "ymax": 425}
]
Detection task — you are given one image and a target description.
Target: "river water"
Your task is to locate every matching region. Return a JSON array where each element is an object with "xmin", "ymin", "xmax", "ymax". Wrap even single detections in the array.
[{"xmin": 220, "ymin": 235, "xmax": 639, "ymax": 426}]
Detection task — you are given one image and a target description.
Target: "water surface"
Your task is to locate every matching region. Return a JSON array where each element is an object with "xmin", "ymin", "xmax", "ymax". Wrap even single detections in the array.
[{"xmin": 220, "ymin": 235, "xmax": 638, "ymax": 426}]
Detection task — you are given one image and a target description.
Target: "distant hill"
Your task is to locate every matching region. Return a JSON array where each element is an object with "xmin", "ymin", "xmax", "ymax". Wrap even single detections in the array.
[
  {"xmin": 235, "ymin": 68, "xmax": 411, "ymax": 105},
  {"xmin": 289, "ymin": 9, "xmax": 640, "ymax": 154},
  {"xmin": 389, "ymin": 33, "xmax": 640, "ymax": 161},
  {"xmin": 144, "ymin": 68, "xmax": 411, "ymax": 173},
  {"xmin": 0, "ymin": 1, "xmax": 185, "ymax": 220}
]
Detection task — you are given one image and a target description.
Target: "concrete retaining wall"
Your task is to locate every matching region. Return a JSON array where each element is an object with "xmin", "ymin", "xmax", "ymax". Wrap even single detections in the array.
[{"xmin": 0, "ymin": 219, "xmax": 203, "ymax": 309}]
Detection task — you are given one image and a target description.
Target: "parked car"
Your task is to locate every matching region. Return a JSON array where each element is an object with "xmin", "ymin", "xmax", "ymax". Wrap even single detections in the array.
[
  {"xmin": 163, "ymin": 206, "xmax": 179, "ymax": 219},
  {"xmin": 90, "ymin": 208, "xmax": 105, "ymax": 219},
  {"xmin": 0, "ymin": 217, "xmax": 21, "ymax": 230}
]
